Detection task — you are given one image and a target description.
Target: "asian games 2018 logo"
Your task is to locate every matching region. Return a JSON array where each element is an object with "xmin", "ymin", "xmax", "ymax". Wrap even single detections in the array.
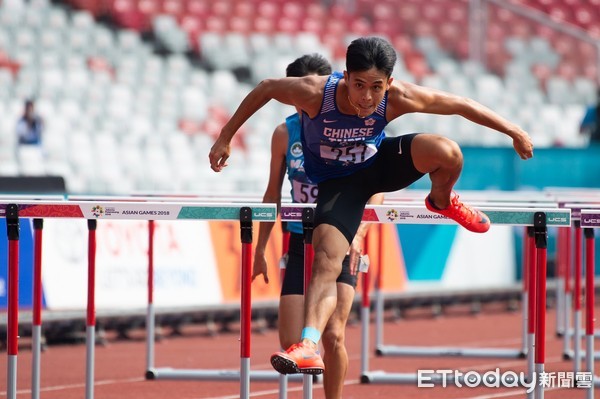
[
  {"xmin": 91, "ymin": 205, "xmax": 104, "ymax": 218},
  {"xmin": 386, "ymin": 209, "xmax": 398, "ymax": 221},
  {"xmin": 364, "ymin": 118, "xmax": 376, "ymax": 126}
]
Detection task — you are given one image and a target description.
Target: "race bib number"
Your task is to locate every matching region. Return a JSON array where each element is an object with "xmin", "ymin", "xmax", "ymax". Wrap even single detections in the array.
[
  {"xmin": 292, "ymin": 180, "xmax": 318, "ymax": 203},
  {"xmin": 319, "ymin": 143, "xmax": 377, "ymax": 164}
]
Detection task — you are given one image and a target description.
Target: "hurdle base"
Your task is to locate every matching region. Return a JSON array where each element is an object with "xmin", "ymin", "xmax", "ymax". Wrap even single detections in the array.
[
  {"xmin": 376, "ymin": 345, "xmax": 526, "ymax": 359},
  {"xmin": 147, "ymin": 367, "xmax": 308, "ymax": 382},
  {"xmin": 361, "ymin": 371, "xmax": 421, "ymax": 384}
]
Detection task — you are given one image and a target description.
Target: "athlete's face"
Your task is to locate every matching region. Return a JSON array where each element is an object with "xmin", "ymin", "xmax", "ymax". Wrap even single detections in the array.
[{"xmin": 344, "ymin": 68, "xmax": 393, "ymax": 117}]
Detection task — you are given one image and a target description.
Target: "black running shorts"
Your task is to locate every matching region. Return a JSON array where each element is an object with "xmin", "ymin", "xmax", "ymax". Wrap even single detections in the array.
[
  {"xmin": 281, "ymin": 232, "xmax": 357, "ymax": 296},
  {"xmin": 315, "ymin": 133, "xmax": 425, "ymax": 244}
]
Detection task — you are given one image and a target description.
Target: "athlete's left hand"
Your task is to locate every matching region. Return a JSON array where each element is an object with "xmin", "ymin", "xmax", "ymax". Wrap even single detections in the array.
[
  {"xmin": 348, "ymin": 237, "xmax": 363, "ymax": 276},
  {"xmin": 209, "ymin": 136, "xmax": 231, "ymax": 172},
  {"xmin": 252, "ymin": 253, "xmax": 269, "ymax": 284}
]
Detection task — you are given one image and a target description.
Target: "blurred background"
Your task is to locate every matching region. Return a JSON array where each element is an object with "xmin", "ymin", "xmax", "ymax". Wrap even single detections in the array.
[{"xmin": 0, "ymin": 0, "xmax": 599, "ymax": 196}]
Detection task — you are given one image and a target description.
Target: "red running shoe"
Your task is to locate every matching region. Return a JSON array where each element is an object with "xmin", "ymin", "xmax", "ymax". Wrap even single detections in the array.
[
  {"xmin": 270, "ymin": 342, "xmax": 324, "ymax": 375},
  {"xmin": 425, "ymin": 192, "xmax": 490, "ymax": 233}
]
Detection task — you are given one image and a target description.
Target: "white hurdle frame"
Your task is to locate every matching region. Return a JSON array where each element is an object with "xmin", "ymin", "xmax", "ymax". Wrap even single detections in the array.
[
  {"xmin": 0, "ymin": 198, "xmax": 284, "ymax": 399},
  {"xmin": 558, "ymin": 202, "xmax": 600, "ymax": 370},
  {"xmin": 371, "ymin": 200, "xmax": 558, "ymax": 363},
  {"xmin": 281, "ymin": 202, "xmax": 570, "ymax": 398},
  {"xmin": 68, "ymin": 195, "xmax": 306, "ymax": 388},
  {"xmin": 546, "ymin": 190, "xmax": 600, "ymax": 342}
]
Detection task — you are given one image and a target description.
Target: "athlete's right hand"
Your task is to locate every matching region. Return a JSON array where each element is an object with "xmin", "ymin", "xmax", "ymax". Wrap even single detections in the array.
[
  {"xmin": 252, "ymin": 253, "xmax": 269, "ymax": 284},
  {"xmin": 511, "ymin": 127, "xmax": 534, "ymax": 160},
  {"xmin": 209, "ymin": 137, "xmax": 231, "ymax": 172}
]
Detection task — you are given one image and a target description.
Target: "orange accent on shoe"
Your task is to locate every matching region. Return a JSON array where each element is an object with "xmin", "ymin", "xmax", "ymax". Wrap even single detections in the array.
[
  {"xmin": 270, "ymin": 342, "xmax": 324, "ymax": 375},
  {"xmin": 425, "ymin": 192, "xmax": 491, "ymax": 233}
]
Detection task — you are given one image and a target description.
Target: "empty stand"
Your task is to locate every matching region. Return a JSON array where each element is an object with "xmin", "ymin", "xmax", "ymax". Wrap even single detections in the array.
[{"xmin": 0, "ymin": 0, "xmax": 596, "ymax": 195}]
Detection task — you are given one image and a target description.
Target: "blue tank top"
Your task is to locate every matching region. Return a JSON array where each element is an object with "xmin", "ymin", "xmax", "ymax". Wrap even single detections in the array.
[
  {"xmin": 301, "ymin": 71, "xmax": 388, "ymax": 183},
  {"xmin": 285, "ymin": 113, "xmax": 318, "ymax": 234}
]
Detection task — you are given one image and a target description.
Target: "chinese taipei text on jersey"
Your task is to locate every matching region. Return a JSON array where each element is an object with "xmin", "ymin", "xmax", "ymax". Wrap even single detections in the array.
[{"xmin": 301, "ymin": 71, "xmax": 388, "ymax": 183}]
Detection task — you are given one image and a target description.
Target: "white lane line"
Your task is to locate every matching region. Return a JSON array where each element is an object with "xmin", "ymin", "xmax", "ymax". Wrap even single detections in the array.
[
  {"xmin": 200, "ymin": 380, "xmax": 361, "ymax": 399},
  {"xmin": 461, "ymin": 386, "xmax": 564, "ymax": 399},
  {"xmin": 0, "ymin": 377, "xmax": 145, "ymax": 396}
]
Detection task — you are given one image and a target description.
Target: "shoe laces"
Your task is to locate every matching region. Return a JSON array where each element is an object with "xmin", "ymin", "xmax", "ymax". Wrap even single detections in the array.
[
  {"xmin": 286, "ymin": 343, "xmax": 306, "ymax": 354},
  {"xmin": 449, "ymin": 194, "xmax": 477, "ymax": 222}
]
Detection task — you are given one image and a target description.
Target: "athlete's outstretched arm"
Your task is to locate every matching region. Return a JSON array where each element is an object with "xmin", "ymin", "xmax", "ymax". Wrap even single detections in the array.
[
  {"xmin": 387, "ymin": 82, "xmax": 534, "ymax": 160},
  {"xmin": 209, "ymin": 76, "xmax": 324, "ymax": 172},
  {"xmin": 252, "ymin": 124, "xmax": 288, "ymax": 284}
]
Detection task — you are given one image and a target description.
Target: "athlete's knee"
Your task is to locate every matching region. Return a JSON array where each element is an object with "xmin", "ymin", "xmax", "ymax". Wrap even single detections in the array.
[
  {"xmin": 430, "ymin": 136, "xmax": 462, "ymax": 169},
  {"xmin": 322, "ymin": 325, "xmax": 345, "ymax": 353},
  {"xmin": 312, "ymin": 249, "xmax": 344, "ymax": 278}
]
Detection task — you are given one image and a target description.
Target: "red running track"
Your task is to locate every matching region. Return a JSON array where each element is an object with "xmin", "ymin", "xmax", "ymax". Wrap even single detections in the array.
[{"xmin": 0, "ymin": 305, "xmax": 595, "ymax": 399}]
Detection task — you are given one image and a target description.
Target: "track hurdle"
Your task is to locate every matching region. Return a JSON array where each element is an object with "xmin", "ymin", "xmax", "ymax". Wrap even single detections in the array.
[
  {"xmin": 281, "ymin": 202, "xmax": 570, "ymax": 397},
  {"xmin": 546, "ymin": 189, "xmax": 600, "ymax": 340},
  {"xmin": 0, "ymin": 195, "xmax": 69, "ymax": 399},
  {"xmin": 360, "ymin": 206, "xmax": 568, "ymax": 393},
  {"xmin": 371, "ymin": 200, "xmax": 558, "ymax": 364},
  {"xmin": 559, "ymin": 202, "xmax": 600, "ymax": 367},
  {"xmin": 581, "ymin": 210, "xmax": 599, "ymax": 396},
  {"xmin": 1, "ymin": 199, "xmax": 278, "ymax": 399},
  {"xmin": 69, "ymin": 195, "xmax": 307, "ymax": 388}
]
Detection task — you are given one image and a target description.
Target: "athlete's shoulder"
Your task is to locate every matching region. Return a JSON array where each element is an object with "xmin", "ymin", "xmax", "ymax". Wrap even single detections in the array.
[{"xmin": 273, "ymin": 122, "xmax": 289, "ymax": 140}]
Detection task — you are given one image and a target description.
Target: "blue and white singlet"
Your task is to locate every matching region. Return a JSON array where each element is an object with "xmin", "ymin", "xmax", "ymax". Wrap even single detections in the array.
[
  {"xmin": 285, "ymin": 113, "xmax": 318, "ymax": 234},
  {"xmin": 301, "ymin": 71, "xmax": 388, "ymax": 183}
]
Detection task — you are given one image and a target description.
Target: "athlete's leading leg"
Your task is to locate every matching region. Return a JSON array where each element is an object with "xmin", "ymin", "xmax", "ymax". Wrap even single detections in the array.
[
  {"xmin": 409, "ymin": 133, "xmax": 490, "ymax": 233},
  {"xmin": 322, "ymin": 282, "xmax": 355, "ymax": 399},
  {"xmin": 410, "ymin": 133, "xmax": 463, "ymax": 209}
]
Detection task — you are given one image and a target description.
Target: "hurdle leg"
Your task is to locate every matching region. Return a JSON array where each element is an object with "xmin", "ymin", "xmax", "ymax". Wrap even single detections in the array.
[
  {"xmin": 146, "ymin": 220, "xmax": 156, "ymax": 373},
  {"xmin": 521, "ymin": 227, "xmax": 529, "ymax": 356},
  {"xmin": 584, "ymin": 227, "xmax": 595, "ymax": 399},
  {"xmin": 301, "ymin": 208, "xmax": 314, "ymax": 399},
  {"xmin": 526, "ymin": 226, "xmax": 536, "ymax": 396},
  {"xmin": 6, "ymin": 204, "xmax": 19, "ymax": 399},
  {"xmin": 375, "ymin": 224, "xmax": 384, "ymax": 350},
  {"xmin": 563, "ymin": 226, "xmax": 573, "ymax": 358},
  {"xmin": 556, "ymin": 227, "xmax": 566, "ymax": 337},
  {"xmin": 32, "ymin": 219, "xmax": 44, "ymax": 399},
  {"xmin": 240, "ymin": 207, "xmax": 253, "ymax": 399},
  {"xmin": 278, "ymin": 226, "xmax": 289, "ymax": 399},
  {"xmin": 86, "ymin": 219, "xmax": 97, "ymax": 399},
  {"xmin": 534, "ymin": 212, "xmax": 548, "ymax": 399},
  {"xmin": 360, "ymin": 234, "xmax": 371, "ymax": 377},
  {"xmin": 574, "ymin": 222, "xmax": 582, "ymax": 373},
  {"xmin": 278, "ymin": 374, "xmax": 288, "ymax": 399}
]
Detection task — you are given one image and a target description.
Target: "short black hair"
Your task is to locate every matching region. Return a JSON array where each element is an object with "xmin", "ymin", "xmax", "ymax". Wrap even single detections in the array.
[
  {"xmin": 286, "ymin": 54, "xmax": 332, "ymax": 77},
  {"xmin": 346, "ymin": 37, "xmax": 397, "ymax": 77}
]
